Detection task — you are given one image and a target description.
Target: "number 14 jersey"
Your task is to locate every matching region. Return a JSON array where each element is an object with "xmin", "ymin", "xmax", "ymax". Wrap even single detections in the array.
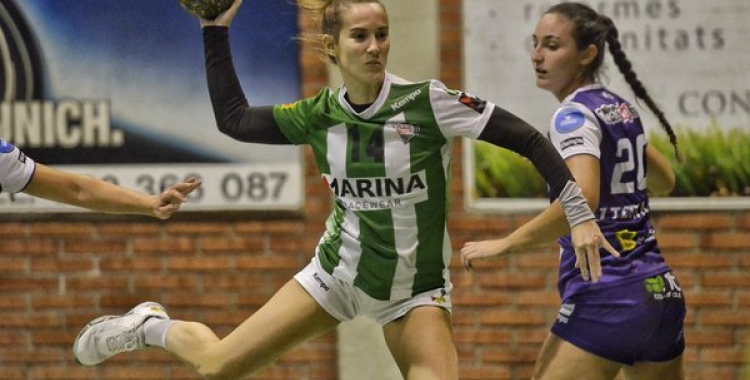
[{"xmin": 274, "ymin": 73, "xmax": 494, "ymax": 301}]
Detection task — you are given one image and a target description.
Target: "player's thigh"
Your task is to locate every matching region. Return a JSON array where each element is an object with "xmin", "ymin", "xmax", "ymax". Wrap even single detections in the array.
[
  {"xmin": 382, "ymin": 306, "xmax": 457, "ymax": 380},
  {"xmin": 532, "ymin": 332, "xmax": 621, "ymax": 380},
  {"xmin": 622, "ymin": 355, "xmax": 684, "ymax": 380},
  {"xmin": 204, "ymin": 279, "xmax": 340, "ymax": 375}
]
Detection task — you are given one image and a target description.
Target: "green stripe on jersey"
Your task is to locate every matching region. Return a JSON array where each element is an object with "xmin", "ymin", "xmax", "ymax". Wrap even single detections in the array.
[{"xmin": 273, "ymin": 73, "xmax": 492, "ymax": 300}]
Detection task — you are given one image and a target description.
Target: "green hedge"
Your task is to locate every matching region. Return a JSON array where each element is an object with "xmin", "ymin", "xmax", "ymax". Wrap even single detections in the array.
[{"xmin": 473, "ymin": 123, "xmax": 750, "ymax": 198}]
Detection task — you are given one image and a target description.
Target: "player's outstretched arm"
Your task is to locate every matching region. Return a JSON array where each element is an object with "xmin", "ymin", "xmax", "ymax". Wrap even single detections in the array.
[{"xmin": 24, "ymin": 164, "xmax": 201, "ymax": 219}]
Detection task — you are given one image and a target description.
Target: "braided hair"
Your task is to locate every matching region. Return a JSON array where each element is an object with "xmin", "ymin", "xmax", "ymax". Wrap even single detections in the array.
[{"xmin": 545, "ymin": 2, "xmax": 682, "ymax": 163}]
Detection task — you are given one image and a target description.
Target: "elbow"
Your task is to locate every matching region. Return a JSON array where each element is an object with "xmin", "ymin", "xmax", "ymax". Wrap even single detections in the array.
[
  {"xmin": 648, "ymin": 172, "xmax": 676, "ymax": 196},
  {"xmin": 215, "ymin": 114, "xmax": 241, "ymax": 139},
  {"xmin": 664, "ymin": 171, "xmax": 676, "ymax": 193},
  {"xmin": 215, "ymin": 119, "xmax": 233, "ymax": 137}
]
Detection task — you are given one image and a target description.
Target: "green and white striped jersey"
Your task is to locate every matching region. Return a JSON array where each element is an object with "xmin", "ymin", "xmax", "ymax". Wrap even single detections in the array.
[{"xmin": 274, "ymin": 73, "xmax": 495, "ymax": 300}]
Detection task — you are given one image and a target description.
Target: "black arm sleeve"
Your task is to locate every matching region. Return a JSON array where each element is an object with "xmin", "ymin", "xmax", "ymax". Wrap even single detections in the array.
[
  {"xmin": 477, "ymin": 105, "xmax": 574, "ymax": 199},
  {"xmin": 203, "ymin": 26, "xmax": 291, "ymax": 144}
]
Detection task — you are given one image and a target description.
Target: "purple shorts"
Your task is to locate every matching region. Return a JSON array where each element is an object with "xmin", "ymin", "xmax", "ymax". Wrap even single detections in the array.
[{"xmin": 551, "ymin": 271, "xmax": 685, "ymax": 365}]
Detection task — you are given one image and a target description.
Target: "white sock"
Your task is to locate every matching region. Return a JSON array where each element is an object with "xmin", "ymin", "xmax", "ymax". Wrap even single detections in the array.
[{"xmin": 143, "ymin": 318, "xmax": 178, "ymax": 348}]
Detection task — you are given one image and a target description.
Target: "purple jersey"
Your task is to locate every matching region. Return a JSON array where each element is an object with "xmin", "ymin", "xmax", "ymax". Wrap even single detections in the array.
[{"xmin": 548, "ymin": 85, "xmax": 670, "ymax": 299}]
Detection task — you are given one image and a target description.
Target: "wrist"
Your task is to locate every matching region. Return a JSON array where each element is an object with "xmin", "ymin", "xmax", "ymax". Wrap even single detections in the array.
[{"xmin": 559, "ymin": 180, "xmax": 595, "ymax": 227}]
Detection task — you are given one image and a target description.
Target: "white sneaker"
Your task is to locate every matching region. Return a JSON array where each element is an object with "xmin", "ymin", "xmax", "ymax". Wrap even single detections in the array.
[{"xmin": 73, "ymin": 301, "xmax": 169, "ymax": 366}]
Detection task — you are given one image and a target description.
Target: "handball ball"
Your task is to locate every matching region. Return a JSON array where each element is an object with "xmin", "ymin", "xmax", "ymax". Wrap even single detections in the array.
[{"xmin": 177, "ymin": 0, "xmax": 234, "ymax": 19}]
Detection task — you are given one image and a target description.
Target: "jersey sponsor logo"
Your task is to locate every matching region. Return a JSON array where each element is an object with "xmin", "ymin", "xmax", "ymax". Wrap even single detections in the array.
[
  {"xmin": 614, "ymin": 229, "xmax": 638, "ymax": 251},
  {"xmin": 644, "ymin": 275, "xmax": 665, "ymax": 293},
  {"xmin": 327, "ymin": 173, "xmax": 426, "ymax": 198},
  {"xmin": 0, "ymin": 139, "xmax": 15, "ymax": 154},
  {"xmin": 312, "ymin": 272, "xmax": 330, "ymax": 292},
  {"xmin": 597, "ymin": 201, "xmax": 649, "ymax": 220},
  {"xmin": 390, "ymin": 88, "xmax": 422, "ymax": 112},
  {"xmin": 560, "ymin": 136, "xmax": 584, "ymax": 151},
  {"xmin": 279, "ymin": 101, "xmax": 299, "ymax": 110},
  {"xmin": 594, "ymin": 102, "xmax": 639, "ymax": 125},
  {"xmin": 389, "ymin": 122, "xmax": 420, "ymax": 144},
  {"xmin": 323, "ymin": 171, "xmax": 428, "ymax": 210},
  {"xmin": 554, "ymin": 108, "xmax": 585, "ymax": 133},
  {"xmin": 457, "ymin": 92, "xmax": 487, "ymax": 114},
  {"xmin": 556, "ymin": 303, "xmax": 575, "ymax": 324},
  {"xmin": 431, "ymin": 288, "xmax": 448, "ymax": 304},
  {"xmin": 644, "ymin": 272, "xmax": 683, "ymax": 301}
]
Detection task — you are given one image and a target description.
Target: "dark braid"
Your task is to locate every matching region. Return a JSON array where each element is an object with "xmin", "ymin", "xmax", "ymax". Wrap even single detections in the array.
[{"xmin": 545, "ymin": 3, "xmax": 683, "ymax": 163}]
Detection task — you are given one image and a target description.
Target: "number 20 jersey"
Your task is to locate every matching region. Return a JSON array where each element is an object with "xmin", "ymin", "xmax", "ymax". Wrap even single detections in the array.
[
  {"xmin": 273, "ymin": 73, "xmax": 494, "ymax": 301},
  {"xmin": 548, "ymin": 84, "xmax": 670, "ymax": 299}
]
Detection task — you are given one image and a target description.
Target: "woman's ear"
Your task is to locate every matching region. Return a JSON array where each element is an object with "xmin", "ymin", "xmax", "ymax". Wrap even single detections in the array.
[
  {"xmin": 322, "ymin": 34, "xmax": 337, "ymax": 62},
  {"xmin": 580, "ymin": 44, "xmax": 598, "ymax": 66}
]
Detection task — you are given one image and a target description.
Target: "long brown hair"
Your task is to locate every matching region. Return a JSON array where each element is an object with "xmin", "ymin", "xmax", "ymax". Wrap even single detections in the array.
[
  {"xmin": 298, "ymin": 0, "xmax": 386, "ymax": 64},
  {"xmin": 545, "ymin": 2, "xmax": 682, "ymax": 163}
]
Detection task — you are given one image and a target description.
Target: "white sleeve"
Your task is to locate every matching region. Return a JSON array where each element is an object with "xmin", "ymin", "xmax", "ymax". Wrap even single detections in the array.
[
  {"xmin": 0, "ymin": 140, "xmax": 36, "ymax": 194},
  {"xmin": 547, "ymin": 103, "xmax": 602, "ymax": 160},
  {"xmin": 429, "ymin": 80, "xmax": 495, "ymax": 139}
]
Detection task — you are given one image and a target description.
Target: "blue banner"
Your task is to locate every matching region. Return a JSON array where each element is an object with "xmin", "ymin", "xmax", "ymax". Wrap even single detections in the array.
[{"xmin": 0, "ymin": 0, "xmax": 303, "ymax": 211}]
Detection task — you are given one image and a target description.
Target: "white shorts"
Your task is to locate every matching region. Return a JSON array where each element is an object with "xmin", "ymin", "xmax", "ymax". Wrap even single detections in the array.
[{"xmin": 294, "ymin": 256, "xmax": 452, "ymax": 326}]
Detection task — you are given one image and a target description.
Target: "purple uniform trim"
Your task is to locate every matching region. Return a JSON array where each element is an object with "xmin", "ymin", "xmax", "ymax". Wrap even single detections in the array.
[
  {"xmin": 551, "ymin": 272, "xmax": 685, "ymax": 365},
  {"xmin": 550, "ymin": 86, "xmax": 671, "ymax": 300}
]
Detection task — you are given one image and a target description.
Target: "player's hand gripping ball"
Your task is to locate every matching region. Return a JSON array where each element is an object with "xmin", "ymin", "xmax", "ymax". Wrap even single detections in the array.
[{"xmin": 177, "ymin": 0, "xmax": 234, "ymax": 19}]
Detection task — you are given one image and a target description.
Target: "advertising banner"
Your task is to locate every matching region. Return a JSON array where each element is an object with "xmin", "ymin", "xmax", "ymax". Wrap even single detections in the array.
[
  {"xmin": 0, "ymin": 0, "xmax": 303, "ymax": 211},
  {"xmin": 463, "ymin": 0, "xmax": 750, "ymax": 212}
]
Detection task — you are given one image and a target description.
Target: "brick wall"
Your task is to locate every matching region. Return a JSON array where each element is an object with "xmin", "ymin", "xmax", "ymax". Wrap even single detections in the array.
[{"xmin": 1, "ymin": 1, "xmax": 748, "ymax": 380}]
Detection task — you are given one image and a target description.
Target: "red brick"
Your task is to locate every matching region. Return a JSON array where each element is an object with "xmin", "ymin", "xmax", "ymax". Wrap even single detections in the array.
[
  {"xmin": 657, "ymin": 213, "xmax": 733, "ymax": 230},
  {"xmin": 459, "ymin": 366, "xmax": 512, "ymax": 380},
  {"xmin": 32, "ymin": 258, "xmax": 93, "ymax": 273},
  {"xmin": 133, "ymin": 237, "xmax": 196, "ymax": 255},
  {"xmin": 454, "ymin": 329, "xmax": 512, "ymax": 344},
  {"xmin": 64, "ymin": 240, "xmax": 129, "ymax": 255},
  {"xmin": 702, "ymin": 310, "xmax": 750, "ymax": 326},
  {"xmin": 165, "ymin": 256, "xmax": 234, "ymax": 272},
  {"xmin": 703, "ymin": 272, "xmax": 750, "ymax": 288},
  {"xmin": 479, "ymin": 273, "xmax": 549, "ymax": 289},
  {"xmin": 0, "ymin": 258, "xmax": 29, "ymax": 274},
  {"xmin": 0, "ymin": 367, "xmax": 25, "ymax": 380},
  {"xmin": 453, "ymin": 292, "xmax": 511, "ymax": 307},
  {"xmin": 29, "ymin": 223, "xmax": 93, "ymax": 237},
  {"xmin": 0, "ymin": 239, "xmax": 57, "ymax": 256},
  {"xmin": 480, "ymin": 310, "xmax": 547, "ymax": 326},
  {"xmin": 99, "ymin": 223, "xmax": 162, "ymax": 236},
  {"xmin": 0, "ymin": 223, "xmax": 27, "ymax": 236},
  {"xmin": 699, "ymin": 347, "xmax": 746, "ymax": 363},
  {"xmin": 686, "ymin": 291, "xmax": 732, "ymax": 307},
  {"xmin": 737, "ymin": 213, "xmax": 750, "ymax": 230},
  {"xmin": 199, "ymin": 237, "xmax": 265, "ymax": 254},
  {"xmin": 515, "ymin": 291, "xmax": 560, "ymax": 307},
  {"xmin": 99, "ymin": 257, "xmax": 162, "ymax": 272},
  {"xmin": 236, "ymin": 255, "xmax": 305, "ymax": 271},
  {"xmin": 655, "ymin": 232, "xmax": 700, "ymax": 250},
  {"xmin": 686, "ymin": 329, "xmax": 734, "ymax": 346},
  {"xmin": 483, "ymin": 347, "xmax": 540, "ymax": 365},
  {"xmin": 701, "ymin": 232, "xmax": 750, "ymax": 250}
]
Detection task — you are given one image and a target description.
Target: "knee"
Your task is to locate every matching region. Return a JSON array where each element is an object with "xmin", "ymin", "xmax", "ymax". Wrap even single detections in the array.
[
  {"xmin": 197, "ymin": 363, "xmax": 243, "ymax": 380},
  {"xmin": 195, "ymin": 354, "xmax": 260, "ymax": 380}
]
